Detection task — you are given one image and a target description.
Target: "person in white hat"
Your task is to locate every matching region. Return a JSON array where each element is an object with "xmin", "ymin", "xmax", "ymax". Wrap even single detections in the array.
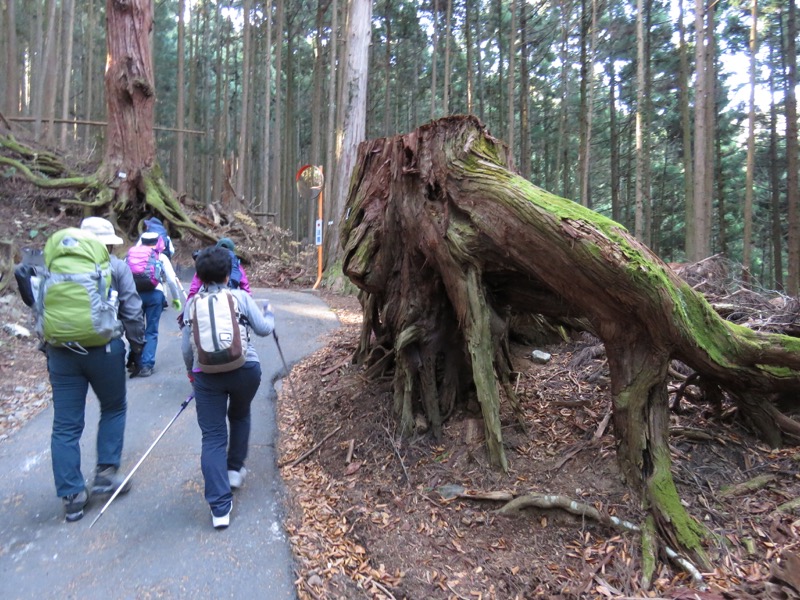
[{"xmin": 44, "ymin": 217, "xmax": 146, "ymax": 522}]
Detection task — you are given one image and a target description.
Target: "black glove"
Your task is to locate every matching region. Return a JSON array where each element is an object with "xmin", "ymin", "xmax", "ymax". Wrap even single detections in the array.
[{"xmin": 126, "ymin": 347, "xmax": 143, "ymax": 378}]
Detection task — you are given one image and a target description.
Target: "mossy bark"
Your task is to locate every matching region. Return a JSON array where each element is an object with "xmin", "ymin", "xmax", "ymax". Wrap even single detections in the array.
[{"xmin": 340, "ymin": 115, "xmax": 800, "ymax": 563}]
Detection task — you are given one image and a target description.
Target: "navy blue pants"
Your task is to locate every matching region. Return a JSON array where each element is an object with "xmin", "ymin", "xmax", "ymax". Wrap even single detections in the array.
[
  {"xmin": 192, "ymin": 362, "xmax": 262, "ymax": 517},
  {"xmin": 138, "ymin": 288, "xmax": 165, "ymax": 369},
  {"xmin": 47, "ymin": 338, "xmax": 127, "ymax": 497}
]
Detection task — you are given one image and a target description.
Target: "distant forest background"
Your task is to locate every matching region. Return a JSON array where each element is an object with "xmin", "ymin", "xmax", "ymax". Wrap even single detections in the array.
[{"xmin": 1, "ymin": 0, "xmax": 798, "ymax": 294}]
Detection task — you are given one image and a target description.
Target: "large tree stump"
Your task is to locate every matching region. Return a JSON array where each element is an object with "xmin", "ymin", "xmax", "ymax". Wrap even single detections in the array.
[{"xmin": 340, "ymin": 115, "xmax": 800, "ymax": 568}]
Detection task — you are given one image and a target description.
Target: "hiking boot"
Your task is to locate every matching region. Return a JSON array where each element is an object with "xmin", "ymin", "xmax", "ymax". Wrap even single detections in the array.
[
  {"xmin": 137, "ymin": 366, "xmax": 153, "ymax": 378},
  {"xmin": 228, "ymin": 467, "xmax": 247, "ymax": 490},
  {"xmin": 63, "ymin": 489, "xmax": 89, "ymax": 522},
  {"xmin": 211, "ymin": 501, "xmax": 232, "ymax": 529},
  {"xmin": 92, "ymin": 466, "xmax": 132, "ymax": 496}
]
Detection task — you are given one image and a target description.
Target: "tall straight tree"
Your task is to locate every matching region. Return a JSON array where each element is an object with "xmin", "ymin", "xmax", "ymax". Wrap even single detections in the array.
[
  {"xmin": 518, "ymin": 0, "xmax": 531, "ymax": 180},
  {"xmin": 444, "ymin": 0, "xmax": 451, "ymax": 115},
  {"xmin": 679, "ymin": 0, "xmax": 694, "ymax": 259},
  {"xmin": 324, "ymin": 0, "xmax": 338, "ymax": 233},
  {"xmin": 769, "ymin": 38, "xmax": 784, "ymax": 289},
  {"xmin": 578, "ymin": 0, "xmax": 597, "ymax": 208},
  {"xmin": 281, "ymin": 17, "xmax": 298, "ymax": 232},
  {"xmin": 32, "ymin": 0, "xmax": 57, "ymax": 142},
  {"xmin": 186, "ymin": 5, "xmax": 200, "ymax": 199},
  {"xmin": 430, "ymin": 0, "xmax": 439, "ymax": 120},
  {"xmin": 311, "ymin": 0, "xmax": 326, "ymax": 166},
  {"xmin": 634, "ymin": 0, "xmax": 650, "ymax": 243},
  {"xmin": 261, "ymin": 0, "xmax": 273, "ymax": 220},
  {"xmin": 494, "ymin": 0, "xmax": 506, "ymax": 135},
  {"xmin": 691, "ymin": 0, "xmax": 714, "ymax": 260},
  {"xmin": 464, "ymin": 0, "xmax": 474, "ymax": 114},
  {"xmin": 383, "ymin": 0, "xmax": 393, "ymax": 135},
  {"xmin": 102, "ymin": 0, "xmax": 157, "ymax": 190},
  {"xmin": 58, "ymin": 0, "xmax": 75, "ymax": 148},
  {"xmin": 608, "ymin": 61, "xmax": 620, "ymax": 222},
  {"xmin": 326, "ymin": 0, "xmax": 371, "ymax": 266},
  {"xmin": 212, "ymin": 1, "xmax": 224, "ymax": 205},
  {"xmin": 83, "ymin": 0, "xmax": 97, "ymax": 152},
  {"xmin": 743, "ymin": 0, "xmax": 758, "ymax": 283},
  {"xmin": 236, "ymin": 0, "xmax": 252, "ymax": 201},
  {"xmin": 787, "ymin": 0, "xmax": 800, "ymax": 295},
  {"xmin": 556, "ymin": 0, "xmax": 572, "ymax": 198},
  {"xmin": 507, "ymin": 0, "xmax": 516, "ymax": 152},
  {"xmin": 476, "ymin": 0, "xmax": 486, "ymax": 121},
  {"xmin": 176, "ymin": 0, "xmax": 186, "ymax": 195},
  {"xmin": 270, "ymin": 0, "xmax": 285, "ymax": 217},
  {"xmin": 3, "ymin": 0, "xmax": 19, "ymax": 117}
]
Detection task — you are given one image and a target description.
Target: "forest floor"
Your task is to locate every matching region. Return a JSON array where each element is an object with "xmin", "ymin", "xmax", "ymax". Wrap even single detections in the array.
[
  {"xmin": 1, "ymin": 155, "xmax": 799, "ymax": 600},
  {"xmin": 276, "ymin": 291, "xmax": 800, "ymax": 600}
]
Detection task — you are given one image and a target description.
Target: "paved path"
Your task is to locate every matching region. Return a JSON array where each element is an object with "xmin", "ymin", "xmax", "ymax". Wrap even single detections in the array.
[{"xmin": 0, "ymin": 288, "xmax": 339, "ymax": 599}]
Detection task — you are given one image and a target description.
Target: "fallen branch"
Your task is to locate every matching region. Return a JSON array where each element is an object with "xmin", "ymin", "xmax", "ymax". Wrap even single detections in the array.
[
  {"xmin": 775, "ymin": 497, "xmax": 800, "ymax": 514},
  {"xmin": 593, "ymin": 411, "xmax": 612, "ymax": 440},
  {"xmin": 719, "ymin": 474, "xmax": 777, "ymax": 498},
  {"xmin": 383, "ymin": 425, "xmax": 411, "ymax": 487},
  {"xmin": 321, "ymin": 355, "xmax": 353, "ymax": 376},
  {"xmin": 366, "ymin": 577, "xmax": 397, "ymax": 599},
  {"xmin": 279, "ymin": 425, "xmax": 342, "ymax": 469},
  {"xmin": 551, "ymin": 444, "xmax": 587, "ymax": 472},
  {"xmin": 454, "ymin": 488, "xmax": 515, "ymax": 501},
  {"xmin": 551, "ymin": 399, "xmax": 592, "ymax": 408}
]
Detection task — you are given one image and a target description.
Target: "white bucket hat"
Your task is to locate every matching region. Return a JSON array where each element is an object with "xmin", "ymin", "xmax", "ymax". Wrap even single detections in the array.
[{"xmin": 80, "ymin": 217, "xmax": 124, "ymax": 245}]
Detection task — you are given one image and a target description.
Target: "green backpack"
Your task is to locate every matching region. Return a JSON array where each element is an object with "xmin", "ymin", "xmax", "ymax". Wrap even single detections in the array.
[{"xmin": 35, "ymin": 227, "xmax": 122, "ymax": 351}]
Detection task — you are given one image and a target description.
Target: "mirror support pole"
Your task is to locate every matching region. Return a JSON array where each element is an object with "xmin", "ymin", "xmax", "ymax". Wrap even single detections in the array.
[{"xmin": 314, "ymin": 181, "xmax": 324, "ymax": 290}]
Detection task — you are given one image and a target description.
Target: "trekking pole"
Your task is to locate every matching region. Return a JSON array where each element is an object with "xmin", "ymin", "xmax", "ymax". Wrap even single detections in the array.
[
  {"xmin": 89, "ymin": 394, "xmax": 195, "ymax": 528},
  {"xmin": 272, "ymin": 330, "xmax": 299, "ymax": 403},
  {"xmin": 175, "ymin": 277, "xmax": 188, "ymax": 302}
]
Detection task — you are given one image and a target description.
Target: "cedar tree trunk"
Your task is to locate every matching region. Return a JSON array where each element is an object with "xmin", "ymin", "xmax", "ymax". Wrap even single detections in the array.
[
  {"xmin": 340, "ymin": 115, "xmax": 800, "ymax": 568},
  {"xmin": 98, "ymin": 0, "xmax": 204, "ymax": 239}
]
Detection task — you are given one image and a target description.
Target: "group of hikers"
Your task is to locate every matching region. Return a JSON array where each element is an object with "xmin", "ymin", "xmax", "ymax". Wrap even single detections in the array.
[{"xmin": 16, "ymin": 216, "xmax": 274, "ymax": 529}]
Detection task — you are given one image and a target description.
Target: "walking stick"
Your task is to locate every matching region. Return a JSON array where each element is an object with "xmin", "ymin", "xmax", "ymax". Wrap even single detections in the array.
[
  {"xmin": 175, "ymin": 277, "xmax": 188, "ymax": 302},
  {"xmin": 89, "ymin": 394, "xmax": 195, "ymax": 528},
  {"xmin": 272, "ymin": 330, "xmax": 299, "ymax": 403}
]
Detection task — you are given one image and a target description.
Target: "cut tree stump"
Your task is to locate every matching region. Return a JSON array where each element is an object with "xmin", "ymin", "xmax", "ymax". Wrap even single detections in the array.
[{"xmin": 340, "ymin": 115, "xmax": 800, "ymax": 571}]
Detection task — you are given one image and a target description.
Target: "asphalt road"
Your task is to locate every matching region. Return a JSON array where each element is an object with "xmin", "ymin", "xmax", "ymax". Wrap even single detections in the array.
[{"xmin": 0, "ymin": 287, "xmax": 340, "ymax": 599}]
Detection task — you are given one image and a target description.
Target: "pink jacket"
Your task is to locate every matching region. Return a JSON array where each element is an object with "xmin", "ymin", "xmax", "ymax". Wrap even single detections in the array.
[{"xmin": 185, "ymin": 263, "xmax": 251, "ymax": 302}]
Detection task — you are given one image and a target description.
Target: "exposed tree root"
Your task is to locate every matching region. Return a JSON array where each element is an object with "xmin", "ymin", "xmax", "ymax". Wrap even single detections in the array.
[
  {"xmin": 493, "ymin": 491, "xmax": 705, "ymax": 590},
  {"xmin": 0, "ymin": 133, "xmax": 213, "ymax": 244}
]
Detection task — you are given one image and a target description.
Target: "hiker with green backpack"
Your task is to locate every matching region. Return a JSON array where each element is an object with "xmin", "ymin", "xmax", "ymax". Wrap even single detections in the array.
[{"xmin": 34, "ymin": 217, "xmax": 145, "ymax": 522}]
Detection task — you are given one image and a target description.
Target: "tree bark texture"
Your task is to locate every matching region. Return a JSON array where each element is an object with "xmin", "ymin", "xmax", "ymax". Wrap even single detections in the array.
[
  {"xmin": 326, "ymin": 0, "xmax": 371, "ymax": 267},
  {"xmin": 786, "ymin": 0, "xmax": 799, "ymax": 295},
  {"xmin": 99, "ymin": 0, "xmax": 204, "ymax": 240},
  {"xmin": 103, "ymin": 0, "xmax": 156, "ymax": 185},
  {"xmin": 340, "ymin": 115, "xmax": 800, "ymax": 566}
]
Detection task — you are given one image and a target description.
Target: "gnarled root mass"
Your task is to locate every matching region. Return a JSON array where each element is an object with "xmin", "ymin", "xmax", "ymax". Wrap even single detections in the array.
[{"xmin": 0, "ymin": 130, "xmax": 210, "ymax": 244}]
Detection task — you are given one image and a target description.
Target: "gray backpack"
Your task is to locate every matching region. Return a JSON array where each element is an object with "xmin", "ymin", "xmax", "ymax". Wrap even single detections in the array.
[{"xmin": 187, "ymin": 288, "xmax": 247, "ymax": 373}]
